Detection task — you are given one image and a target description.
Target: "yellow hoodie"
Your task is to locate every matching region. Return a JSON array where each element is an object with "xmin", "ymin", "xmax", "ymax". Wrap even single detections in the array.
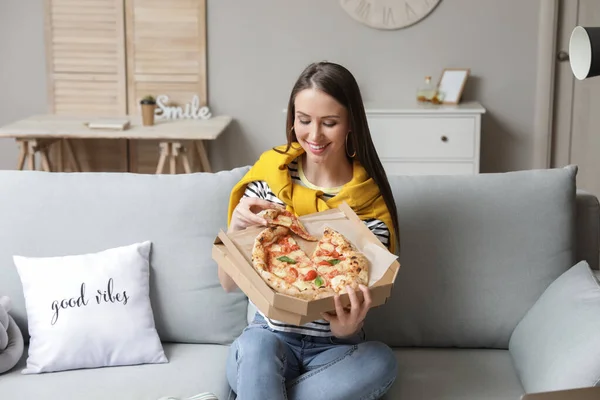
[{"xmin": 227, "ymin": 143, "xmax": 397, "ymax": 253}]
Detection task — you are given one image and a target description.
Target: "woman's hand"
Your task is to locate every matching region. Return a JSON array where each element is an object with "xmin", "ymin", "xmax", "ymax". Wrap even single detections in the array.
[
  {"xmin": 321, "ymin": 284, "xmax": 372, "ymax": 338},
  {"xmin": 221, "ymin": 198, "xmax": 284, "ymax": 291},
  {"xmin": 228, "ymin": 197, "xmax": 284, "ymax": 233}
]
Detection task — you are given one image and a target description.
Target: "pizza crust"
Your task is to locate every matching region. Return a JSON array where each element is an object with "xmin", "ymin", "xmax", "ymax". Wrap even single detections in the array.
[{"xmin": 251, "ymin": 225, "xmax": 289, "ymax": 271}]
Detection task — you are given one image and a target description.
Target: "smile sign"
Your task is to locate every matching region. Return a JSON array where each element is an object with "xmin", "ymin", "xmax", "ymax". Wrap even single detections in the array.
[{"xmin": 154, "ymin": 94, "xmax": 212, "ymax": 120}]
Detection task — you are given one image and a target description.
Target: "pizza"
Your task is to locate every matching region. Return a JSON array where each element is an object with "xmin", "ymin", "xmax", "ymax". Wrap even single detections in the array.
[
  {"xmin": 251, "ymin": 220, "xmax": 369, "ymax": 300},
  {"xmin": 258, "ymin": 209, "xmax": 318, "ymax": 241},
  {"xmin": 251, "ymin": 225, "xmax": 333, "ymax": 300},
  {"xmin": 312, "ymin": 227, "xmax": 369, "ymax": 293}
]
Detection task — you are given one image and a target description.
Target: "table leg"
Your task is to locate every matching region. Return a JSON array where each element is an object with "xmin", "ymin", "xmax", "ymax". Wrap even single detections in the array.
[
  {"xmin": 26, "ymin": 141, "xmax": 36, "ymax": 171},
  {"xmin": 16, "ymin": 141, "xmax": 26, "ymax": 170},
  {"xmin": 157, "ymin": 141, "xmax": 197, "ymax": 174},
  {"xmin": 63, "ymin": 139, "xmax": 81, "ymax": 172},
  {"xmin": 33, "ymin": 139, "xmax": 58, "ymax": 172},
  {"xmin": 16, "ymin": 139, "xmax": 58, "ymax": 172},
  {"xmin": 40, "ymin": 149, "xmax": 52, "ymax": 172},
  {"xmin": 169, "ymin": 152, "xmax": 176, "ymax": 174},
  {"xmin": 195, "ymin": 140, "xmax": 212, "ymax": 172},
  {"xmin": 156, "ymin": 142, "xmax": 169, "ymax": 174},
  {"xmin": 16, "ymin": 140, "xmax": 37, "ymax": 171},
  {"xmin": 171, "ymin": 142, "xmax": 192, "ymax": 174},
  {"xmin": 181, "ymin": 150, "xmax": 192, "ymax": 174}
]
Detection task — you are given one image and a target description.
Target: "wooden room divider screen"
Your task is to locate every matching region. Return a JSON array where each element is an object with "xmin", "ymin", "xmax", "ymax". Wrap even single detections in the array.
[{"xmin": 44, "ymin": 0, "xmax": 207, "ymax": 173}]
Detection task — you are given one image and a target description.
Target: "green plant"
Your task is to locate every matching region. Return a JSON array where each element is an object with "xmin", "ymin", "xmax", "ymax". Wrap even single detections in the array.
[{"xmin": 140, "ymin": 95, "xmax": 156, "ymax": 105}]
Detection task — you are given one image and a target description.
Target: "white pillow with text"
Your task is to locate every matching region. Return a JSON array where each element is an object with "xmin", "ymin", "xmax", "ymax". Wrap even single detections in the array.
[{"xmin": 13, "ymin": 241, "xmax": 167, "ymax": 374}]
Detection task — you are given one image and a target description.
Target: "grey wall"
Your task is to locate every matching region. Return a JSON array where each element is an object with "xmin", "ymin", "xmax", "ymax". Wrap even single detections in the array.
[
  {"xmin": 0, "ymin": 0, "xmax": 542, "ymax": 173},
  {"xmin": 0, "ymin": 0, "xmax": 48, "ymax": 170}
]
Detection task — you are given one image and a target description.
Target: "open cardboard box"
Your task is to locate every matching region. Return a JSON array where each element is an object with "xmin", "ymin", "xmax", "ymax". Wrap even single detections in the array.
[{"xmin": 212, "ymin": 202, "xmax": 400, "ymax": 325}]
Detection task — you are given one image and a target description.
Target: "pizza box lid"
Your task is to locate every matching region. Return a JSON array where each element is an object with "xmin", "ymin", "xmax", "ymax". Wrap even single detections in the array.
[{"xmin": 212, "ymin": 202, "xmax": 400, "ymax": 324}]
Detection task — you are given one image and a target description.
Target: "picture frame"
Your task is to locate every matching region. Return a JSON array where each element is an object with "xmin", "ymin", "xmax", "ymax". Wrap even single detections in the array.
[{"xmin": 437, "ymin": 68, "xmax": 470, "ymax": 104}]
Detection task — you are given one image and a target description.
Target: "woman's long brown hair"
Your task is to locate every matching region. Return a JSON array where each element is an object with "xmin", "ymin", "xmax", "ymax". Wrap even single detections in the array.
[{"xmin": 279, "ymin": 61, "xmax": 400, "ymax": 252}]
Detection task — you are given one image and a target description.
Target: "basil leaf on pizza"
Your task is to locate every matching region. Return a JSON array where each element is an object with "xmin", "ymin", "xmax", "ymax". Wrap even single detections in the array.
[{"xmin": 277, "ymin": 256, "xmax": 296, "ymax": 264}]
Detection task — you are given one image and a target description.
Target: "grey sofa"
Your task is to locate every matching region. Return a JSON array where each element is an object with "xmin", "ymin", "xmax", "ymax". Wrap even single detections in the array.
[{"xmin": 0, "ymin": 165, "xmax": 598, "ymax": 400}]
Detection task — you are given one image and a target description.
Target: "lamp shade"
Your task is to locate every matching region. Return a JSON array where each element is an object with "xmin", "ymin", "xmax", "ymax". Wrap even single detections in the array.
[{"xmin": 569, "ymin": 26, "xmax": 600, "ymax": 80}]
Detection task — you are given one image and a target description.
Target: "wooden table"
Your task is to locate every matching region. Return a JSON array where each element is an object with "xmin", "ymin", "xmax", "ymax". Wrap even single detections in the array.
[{"xmin": 0, "ymin": 114, "xmax": 232, "ymax": 174}]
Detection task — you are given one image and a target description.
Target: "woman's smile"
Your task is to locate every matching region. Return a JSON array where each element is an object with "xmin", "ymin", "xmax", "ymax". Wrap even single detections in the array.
[{"xmin": 305, "ymin": 140, "xmax": 330, "ymax": 154}]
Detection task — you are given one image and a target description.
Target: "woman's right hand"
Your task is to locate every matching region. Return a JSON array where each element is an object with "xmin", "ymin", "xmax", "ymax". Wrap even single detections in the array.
[
  {"xmin": 221, "ymin": 198, "xmax": 284, "ymax": 292},
  {"xmin": 228, "ymin": 197, "xmax": 285, "ymax": 233}
]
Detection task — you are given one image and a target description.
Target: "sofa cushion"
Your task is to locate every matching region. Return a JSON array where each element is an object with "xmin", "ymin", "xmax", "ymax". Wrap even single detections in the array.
[
  {"xmin": 0, "ymin": 343, "xmax": 232, "ymax": 400},
  {"xmin": 13, "ymin": 241, "xmax": 167, "ymax": 374},
  {"xmin": 384, "ymin": 349, "xmax": 524, "ymax": 400},
  {"xmin": 366, "ymin": 166, "xmax": 578, "ymax": 348},
  {"xmin": 0, "ymin": 168, "xmax": 250, "ymax": 345},
  {"xmin": 509, "ymin": 260, "xmax": 600, "ymax": 393}
]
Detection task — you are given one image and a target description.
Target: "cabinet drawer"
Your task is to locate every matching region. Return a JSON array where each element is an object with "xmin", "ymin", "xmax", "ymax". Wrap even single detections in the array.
[
  {"xmin": 368, "ymin": 116, "xmax": 476, "ymax": 159},
  {"xmin": 382, "ymin": 161, "xmax": 475, "ymax": 176}
]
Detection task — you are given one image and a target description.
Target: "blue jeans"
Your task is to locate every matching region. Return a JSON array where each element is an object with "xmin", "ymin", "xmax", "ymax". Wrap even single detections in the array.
[{"xmin": 226, "ymin": 314, "xmax": 397, "ymax": 400}]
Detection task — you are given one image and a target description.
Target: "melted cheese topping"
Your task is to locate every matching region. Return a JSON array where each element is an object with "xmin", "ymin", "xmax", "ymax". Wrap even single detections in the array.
[
  {"xmin": 317, "ymin": 265, "xmax": 334, "ymax": 274},
  {"xmin": 272, "ymin": 268, "xmax": 288, "ymax": 278},
  {"xmin": 297, "ymin": 266, "xmax": 314, "ymax": 275},
  {"xmin": 269, "ymin": 247, "xmax": 311, "ymax": 279},
  {"xmin": 330, "ymin": 275, "xmax": 346, "ymax": 289},
  {"xmin": 319, "ymin": 242, "xmax": 335, "ymax": 252},
  {"xmin": 293, "ymin": 279, "xmax": 315, "ymax": 291},
  {"xmin": 270, "ymin": 244, "xmax": 282, "ymax": 252},
  {"xmin": 278, "ymin": 216, "xmax": 293, "ymax": 226}
]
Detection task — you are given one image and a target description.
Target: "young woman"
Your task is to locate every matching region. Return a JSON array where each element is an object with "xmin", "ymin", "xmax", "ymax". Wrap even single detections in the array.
[{"xmin": 220, "ymin": 61, "xmax": 400, "ymax": 400}]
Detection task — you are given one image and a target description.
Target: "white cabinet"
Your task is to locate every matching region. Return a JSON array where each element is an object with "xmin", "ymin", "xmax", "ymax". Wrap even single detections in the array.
[{"xmin": 366, "ymin": 102, "xmax": 486, "ymax": 176}]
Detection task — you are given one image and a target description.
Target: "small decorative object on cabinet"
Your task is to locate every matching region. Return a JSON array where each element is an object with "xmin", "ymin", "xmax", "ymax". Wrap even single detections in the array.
[
  {"xmin": 366, "ymin": 101, "xmax": 486, "ymax": 176},
  {"xmin": 437, "ymin": 68, "xmax": 470, "ymax": 104},
  {"xmin": 416, "ymin": 75, "xmax": 443, "ymax": 104}
]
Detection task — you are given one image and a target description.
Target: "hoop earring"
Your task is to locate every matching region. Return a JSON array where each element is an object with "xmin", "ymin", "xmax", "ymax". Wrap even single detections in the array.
[{"xmin": 346, "ymin": 133, "xmax": 356, "ymax": 158}]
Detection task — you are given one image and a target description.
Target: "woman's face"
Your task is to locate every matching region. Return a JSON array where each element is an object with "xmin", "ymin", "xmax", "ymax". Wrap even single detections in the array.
[{"xmin": 293, "ymin": 88, "xmax": 350, "ymax": 164}]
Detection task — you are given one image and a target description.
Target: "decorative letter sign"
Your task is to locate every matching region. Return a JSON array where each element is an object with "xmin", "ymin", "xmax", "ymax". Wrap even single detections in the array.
[{"xmin": 155, "ymin": 95, "xmax": 212, "ymax": 120}]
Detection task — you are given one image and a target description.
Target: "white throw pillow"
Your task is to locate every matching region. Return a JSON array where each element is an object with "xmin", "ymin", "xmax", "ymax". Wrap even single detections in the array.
[
  {"xmin": 509, "ymin": 260, "xmax": 600, "ymax": 393},
  {"xmin": 13, "ymin": 241, "xmax": 167, "ymax": 374}
]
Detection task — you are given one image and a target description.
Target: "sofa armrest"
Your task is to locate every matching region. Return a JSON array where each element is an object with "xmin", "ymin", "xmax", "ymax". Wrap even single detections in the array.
[
  {"xmin": 522, "ymin": 386, "xmax": 600, "ymax": 399},
  {"xmin": 576, "ymin": 190, "xmax": 600, "ymax": 270}
]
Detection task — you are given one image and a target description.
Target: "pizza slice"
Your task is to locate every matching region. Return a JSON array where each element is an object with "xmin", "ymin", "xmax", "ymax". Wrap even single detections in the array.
[
  {"xmin": 312, "ymin": 227, "xmax": 369, "ymax": 294},
  {"xmin": 259, "ymin": 209, "xmax": 318, "ymax": 241},
  {"xmin": 251, "ymin": 226, "xmax": 333, "ymax": 300}
]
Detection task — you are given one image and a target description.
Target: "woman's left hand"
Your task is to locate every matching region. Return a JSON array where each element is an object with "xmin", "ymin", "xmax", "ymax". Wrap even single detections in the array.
[{"xmin": 321, "ymin": 284, "xmax": 372, "ymax": 338}]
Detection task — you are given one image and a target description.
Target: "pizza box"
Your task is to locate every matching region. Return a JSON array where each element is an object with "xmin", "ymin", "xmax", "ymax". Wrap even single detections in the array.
[{"xmin": 212, "ymin": 202, "xmax": 400, "ymax": 325}]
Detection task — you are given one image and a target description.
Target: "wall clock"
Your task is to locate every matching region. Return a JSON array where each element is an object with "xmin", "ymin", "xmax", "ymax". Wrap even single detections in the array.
[{"xmin": 340, "ymin": 0, "xmax": 441, "ymax": 30}]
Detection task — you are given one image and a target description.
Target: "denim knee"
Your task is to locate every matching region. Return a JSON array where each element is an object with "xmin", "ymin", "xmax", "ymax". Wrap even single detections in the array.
[
  {"xmin": 236, "ymin": 326, "xmax": 284, "ymax": 360},
  {"xmin": 364, "ymin": 341, "xmax": 398, "ymax": 386}
]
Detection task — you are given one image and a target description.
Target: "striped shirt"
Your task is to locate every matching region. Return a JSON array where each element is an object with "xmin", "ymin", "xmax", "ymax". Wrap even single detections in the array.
[{"xmin": 242, "ymin": 157, "xmax": 391, "ymax": 336}]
